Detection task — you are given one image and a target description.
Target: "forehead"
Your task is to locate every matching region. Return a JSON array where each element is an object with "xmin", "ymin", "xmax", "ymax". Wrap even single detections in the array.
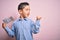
[{"xmin": 24, "ymin": 5, "xmax": 30, "ymax": 9}]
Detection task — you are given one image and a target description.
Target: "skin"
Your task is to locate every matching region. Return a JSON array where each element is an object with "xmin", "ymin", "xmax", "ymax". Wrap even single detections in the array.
[
  {"xmin": 18, "ymin": 5, "xmax": 30, "ymax": 19},
  {"xmin": 2, "ymin": 5, "xmax": 42, "ymax": 28}
]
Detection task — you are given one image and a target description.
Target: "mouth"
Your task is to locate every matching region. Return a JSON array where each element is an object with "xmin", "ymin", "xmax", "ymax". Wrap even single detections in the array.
[{"xmin": 27, "ymin": 13, "xmax": 30, "ymax": 16}]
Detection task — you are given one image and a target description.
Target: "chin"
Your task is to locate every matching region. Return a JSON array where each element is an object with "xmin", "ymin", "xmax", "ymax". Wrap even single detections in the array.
[
  {"xmin": 24, "ymin": 15, "xmax": 29, "ymax": 18},
  {"xmin": 24, "ymin": 16, "xmax": 27, "ymax": 18},
  {"xmin": 25, "ymin": 16, "xmax": 28, "ymax": 18}
]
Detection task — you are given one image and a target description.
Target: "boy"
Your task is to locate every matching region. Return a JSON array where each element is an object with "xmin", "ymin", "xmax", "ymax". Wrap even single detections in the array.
[{"xmin": 2, "ymin": 2, "xmax": 41, "ymax": 40}]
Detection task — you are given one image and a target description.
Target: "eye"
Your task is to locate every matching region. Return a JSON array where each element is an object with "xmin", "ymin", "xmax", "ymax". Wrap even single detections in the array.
[
  {"xmin": 26, "ymin": 9, "xmax": 30, "ymax": 11},
  {"xmin": 26, "ymin": 9, "xmax": 28, "ymax": 11}
]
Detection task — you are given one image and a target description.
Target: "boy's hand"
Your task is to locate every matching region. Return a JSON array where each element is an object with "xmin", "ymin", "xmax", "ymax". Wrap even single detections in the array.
[
  {"xmin": 2, "ymin": 23, "xmax": 6, "ymax": 28},
  {"xmin": 36, "ymin": 16, "xmax": 42, "ymax": 20}
]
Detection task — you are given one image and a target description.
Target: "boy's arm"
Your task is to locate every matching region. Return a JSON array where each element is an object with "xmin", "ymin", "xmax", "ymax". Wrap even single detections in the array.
[
  {"xmin": 31, "ymin": 16, "xmax": 41, "ymax": 34},
  {"xmin": 2, "ymin": 23, "xmax": 15, "ymax": 37}
]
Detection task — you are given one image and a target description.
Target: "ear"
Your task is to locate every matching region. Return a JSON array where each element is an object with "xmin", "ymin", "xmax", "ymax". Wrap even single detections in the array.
[{"xmin": 18, "ymin": 10, "xmax": 22, "ymax": 14}]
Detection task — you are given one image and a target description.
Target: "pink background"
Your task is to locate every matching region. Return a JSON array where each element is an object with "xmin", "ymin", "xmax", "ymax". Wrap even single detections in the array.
[{"xmin": 0, "ymin": 0, "xmax": 60, "ymax": 40}]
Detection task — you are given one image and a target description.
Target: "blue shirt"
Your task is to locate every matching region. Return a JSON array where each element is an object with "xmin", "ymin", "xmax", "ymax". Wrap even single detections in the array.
[{"xmin": 5, "ymin": 18, "xmax": 40, "ymax": 40}]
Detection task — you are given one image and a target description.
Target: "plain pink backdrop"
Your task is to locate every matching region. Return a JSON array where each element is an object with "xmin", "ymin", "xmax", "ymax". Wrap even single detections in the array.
[{"xmin": 0, "ymin": 0, "xmax": 60, "ymax": 40}]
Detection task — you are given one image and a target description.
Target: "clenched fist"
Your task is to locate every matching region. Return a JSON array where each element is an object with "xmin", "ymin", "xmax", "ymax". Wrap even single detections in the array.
[
  {"xmin": 36, "ymin": 16, "xmax": 42, "ymax": 20},
  {"xmin": 2, "ymin": 23, "xmax": 6, "ymax": 28}
]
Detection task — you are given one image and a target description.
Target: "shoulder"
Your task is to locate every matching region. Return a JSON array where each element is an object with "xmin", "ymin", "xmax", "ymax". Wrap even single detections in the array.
[
  {"xmin": 12, "ymin": 18, "xmax": 19, "ymax": 24},
  {"xmin": 27, "ymin": 18, "xmax": 34, "ymax": 24},
  {"xmin": 27, "ymin": 18, "xmax": 32, "ymax": 22}
]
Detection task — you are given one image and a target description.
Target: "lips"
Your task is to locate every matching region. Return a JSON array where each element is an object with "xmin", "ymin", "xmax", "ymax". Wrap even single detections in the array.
[{"xmin": 27, "ymin": 13, "xmax": 30, "ymax": 16}]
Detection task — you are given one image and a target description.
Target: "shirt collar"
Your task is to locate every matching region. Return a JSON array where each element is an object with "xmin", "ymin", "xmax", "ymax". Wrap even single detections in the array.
[{"xmin": 19, "ymin": 17, "xmax": 28, "ymax": 21}]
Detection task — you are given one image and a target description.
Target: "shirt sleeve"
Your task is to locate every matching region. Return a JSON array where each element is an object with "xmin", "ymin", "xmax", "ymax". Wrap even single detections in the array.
[
  {"xmin": 4, "ymin": 23, "xmax": 15, "ymax": 38},
  {"xmin": 31, "ymin": 20, "xmax": 40, "ymax": 34}
]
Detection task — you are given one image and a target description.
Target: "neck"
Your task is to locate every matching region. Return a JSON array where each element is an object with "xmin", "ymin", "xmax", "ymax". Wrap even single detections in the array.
[{"xmin": 20, "ymin": 16, "xmax": 26, "ymax": 19}]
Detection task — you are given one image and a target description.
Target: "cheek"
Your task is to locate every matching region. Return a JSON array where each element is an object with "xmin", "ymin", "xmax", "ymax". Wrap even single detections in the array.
[
  {"xmin": 23, "ymin": 10, "xmax": 30, "ymax": 16},
  {"xmin": 23, "ymin": 11, "xmax": 28, "ymax": 15}
]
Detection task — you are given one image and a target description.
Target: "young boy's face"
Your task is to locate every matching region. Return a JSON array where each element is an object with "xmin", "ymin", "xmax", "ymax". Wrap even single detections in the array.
[{"xmin": 18, "ymin": 5, "xmax": 30, "ymax": 18}]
